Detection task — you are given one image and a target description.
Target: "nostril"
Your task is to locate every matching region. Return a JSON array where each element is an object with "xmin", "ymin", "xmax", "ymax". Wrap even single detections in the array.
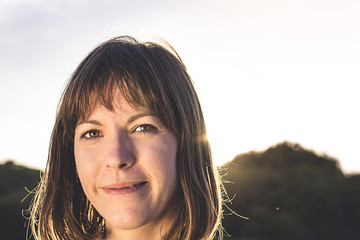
[{"xmin": 119, "ymin": 162, "xmax": 128, "ymax": 168}]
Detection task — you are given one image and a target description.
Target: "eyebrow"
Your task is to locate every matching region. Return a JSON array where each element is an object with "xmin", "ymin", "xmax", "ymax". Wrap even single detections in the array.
[
  {"xmin": 76, "ymin": 119, "xmax": 103, "ymax": 127},
  {"xmin": 127, "ymin": 113, "xmax": 156, "ymax": 124},
  {"xmin": 76, "ymin": 112, "xmax": 156, "ymax": 127}
]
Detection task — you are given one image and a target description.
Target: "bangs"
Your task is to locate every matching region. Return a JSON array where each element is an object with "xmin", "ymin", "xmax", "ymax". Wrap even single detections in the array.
[
  {"xmin": 61, "ymin": 37, "xmax": 178, "ymax": 139},
  {"xmin": 78, "ymin": 73, "xmax": 151, "ymax": 123}
]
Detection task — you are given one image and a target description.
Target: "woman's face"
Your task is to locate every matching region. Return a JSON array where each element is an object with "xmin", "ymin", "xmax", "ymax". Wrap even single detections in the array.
[{"xmin": 74, "ymin": 90, "xmax": 178, "ymax": 237}]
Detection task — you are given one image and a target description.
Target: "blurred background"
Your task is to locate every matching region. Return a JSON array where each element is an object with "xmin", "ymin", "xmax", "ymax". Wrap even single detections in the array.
[{"xmin": 1, "ymin": 0, "xmax": 359, "ymax": 239}]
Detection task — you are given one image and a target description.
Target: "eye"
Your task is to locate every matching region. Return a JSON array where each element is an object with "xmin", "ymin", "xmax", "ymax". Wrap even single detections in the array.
[
  {"xmin": 133, "ymin": 124, "xmax": 158, "ymax": 134},
  {"xmin": 81, "ymin": 130, "xmax": 102, "ymax": 139}
]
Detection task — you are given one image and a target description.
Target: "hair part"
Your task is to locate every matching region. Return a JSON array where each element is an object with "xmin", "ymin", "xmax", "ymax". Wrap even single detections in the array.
[{"xmin": 29, "ymin": 36, "xmax": 222, "ymax": 240}]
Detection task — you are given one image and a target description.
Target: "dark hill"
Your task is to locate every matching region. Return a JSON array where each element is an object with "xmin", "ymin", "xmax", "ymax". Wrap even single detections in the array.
[
  {"xmin": 0, "ymin": 160, "xmax": 42, "ymax": 240},
  {"xmin": 221, "ymin": 142, "xmax": 360, "ymax": 240}
]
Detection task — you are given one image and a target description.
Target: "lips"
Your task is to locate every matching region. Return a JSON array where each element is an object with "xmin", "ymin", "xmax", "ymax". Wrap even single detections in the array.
[
  {"xmin": 102, "ymin": 181, "xmax": 148, "ymax": 194},
  {"xmin": 108, "ymin": 182, "xmax": 147, "ymax": 189}
]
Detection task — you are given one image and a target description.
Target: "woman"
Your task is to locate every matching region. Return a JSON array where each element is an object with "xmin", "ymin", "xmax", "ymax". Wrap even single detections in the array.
[{"xmin": 30, "ymin": 36, "xmax": 223, "ymax": 240}]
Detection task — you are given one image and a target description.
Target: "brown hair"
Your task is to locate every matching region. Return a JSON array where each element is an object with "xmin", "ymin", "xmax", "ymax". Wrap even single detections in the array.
[{"xmin": 29, "ymin": 36, "xmax": 222, "ymax": 240}]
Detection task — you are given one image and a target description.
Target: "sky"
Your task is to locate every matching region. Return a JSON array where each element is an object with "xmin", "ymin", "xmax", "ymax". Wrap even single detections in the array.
[{"xmin": 0, "ymin": 0, "xmax": 359, "ymax": 173}]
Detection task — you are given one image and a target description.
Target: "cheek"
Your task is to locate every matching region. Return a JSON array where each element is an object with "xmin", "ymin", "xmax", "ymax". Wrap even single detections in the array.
[
  {"xmin": 160, "ymin": 148, "xmax": 177, "ymax": 180},
  {"xmin": 74, "ymin": 143, "xmax": 99, "ymax": 191},
  {"xmin": 74, "ymin": 144, "xmax": 87, "ymax": 173},
  {"xmin": 148, "ymin": 135, "xmax": 178, "ymax": 187},
  {"xmin": 74, "ymin": 141, "xmax": 100, "ymax": 168}
]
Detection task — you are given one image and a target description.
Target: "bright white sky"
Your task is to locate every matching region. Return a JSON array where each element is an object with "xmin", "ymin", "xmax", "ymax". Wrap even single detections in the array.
[{"xmin": 0, "ymin": 0, "xmax": 359, "ymax": 173}]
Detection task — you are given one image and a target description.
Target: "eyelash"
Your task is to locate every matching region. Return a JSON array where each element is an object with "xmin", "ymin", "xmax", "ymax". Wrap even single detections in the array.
[
  {"xmin": 81, "ymin": 129, "xmax": 102, "ymax": 140},
  {"xmin": 80, "ymin": 124, "xmax": 158, "ymax": 140},
  {"xmin": 133, "ymin": 124, "xmax": 158, "ymax": 134}
]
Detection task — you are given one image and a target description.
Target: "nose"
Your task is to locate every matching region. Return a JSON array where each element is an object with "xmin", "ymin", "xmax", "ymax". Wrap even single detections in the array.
[{"xmin": 105, "ymin": 130, "xmax": 135, "ymax": 169}]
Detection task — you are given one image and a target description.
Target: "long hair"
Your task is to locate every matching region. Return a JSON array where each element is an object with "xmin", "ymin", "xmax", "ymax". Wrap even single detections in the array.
[{"xmin": 29, "ymin": 36, "xmax": 222, "ymax": 240}]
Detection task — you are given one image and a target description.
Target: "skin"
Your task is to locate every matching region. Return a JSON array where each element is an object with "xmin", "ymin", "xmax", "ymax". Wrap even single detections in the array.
[{"xmin": 74, "ymin": 91, "xmax": 178, "ymax": 240}]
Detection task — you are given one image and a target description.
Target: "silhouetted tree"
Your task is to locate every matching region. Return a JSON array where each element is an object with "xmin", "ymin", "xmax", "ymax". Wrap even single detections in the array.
[
  {"xmin": 221, "ymin": 142, "xmax": 360, "ymax": 240},
  {"xmin": 0, "ymin": 160, "xmax": 41, "ymax": 240}
]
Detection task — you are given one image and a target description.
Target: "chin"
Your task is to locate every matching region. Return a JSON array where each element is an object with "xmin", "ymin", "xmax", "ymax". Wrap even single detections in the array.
[{"xmin": 104, "ymin": 210, "xmax": 151, "ymax": 230}]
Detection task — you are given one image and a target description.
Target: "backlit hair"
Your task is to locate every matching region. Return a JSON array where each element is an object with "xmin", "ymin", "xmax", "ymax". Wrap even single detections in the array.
[{"xmin": 29, "ymin": 36, "xmax": 222, "ymax": 240}]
